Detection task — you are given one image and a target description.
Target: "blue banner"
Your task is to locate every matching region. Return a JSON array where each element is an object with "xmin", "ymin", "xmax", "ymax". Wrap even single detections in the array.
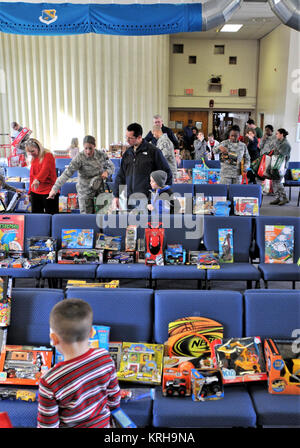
[{"xmin": 0, "ymin": 2, "xmax": 203, "ymax": 35}]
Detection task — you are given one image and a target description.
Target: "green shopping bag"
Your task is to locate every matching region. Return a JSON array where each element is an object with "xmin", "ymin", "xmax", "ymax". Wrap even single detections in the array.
[{"xmin": 267, "ymin": 154, "xmax": 286, "ymax": 180}]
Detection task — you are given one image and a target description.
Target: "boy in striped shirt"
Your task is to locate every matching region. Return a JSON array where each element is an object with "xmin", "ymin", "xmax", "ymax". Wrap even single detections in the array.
[{"xmin": 37, "ymin": 299, "xmax": 121, "ymax": 428}]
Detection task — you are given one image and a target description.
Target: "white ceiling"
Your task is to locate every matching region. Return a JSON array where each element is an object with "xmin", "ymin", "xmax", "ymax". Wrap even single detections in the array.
[{"xmin": 173, "ymin": 1, "xmax": 282, "ymax": 40}]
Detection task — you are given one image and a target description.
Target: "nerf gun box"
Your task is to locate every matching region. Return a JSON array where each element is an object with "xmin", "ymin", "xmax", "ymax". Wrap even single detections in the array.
[{"xmin": 264, "ymin": 338, "xmax": 300, "ymax": 395}]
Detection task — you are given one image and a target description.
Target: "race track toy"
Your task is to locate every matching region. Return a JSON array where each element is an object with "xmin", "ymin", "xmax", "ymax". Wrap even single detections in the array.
[
  {"xmin": 218, "ymin": 228, "xmax": 233, "ymax": 263},
  {"xmin": 61, "ymin": 229, "xmax": 94, "ymax": 249},
  {"xmin": 0, "ymin": 215, "xmax": 24, "ymax": 252},
  {"xmin": 95, "ymin": 233, "xmax": 122, "ymax": 251},
  {"xmin": 57, "ymin": 249, "xmax": 103, "ymax": 264},
  {"xmin": 117, "ymin": 342, "xmax": 164, "ymax": 385},
  {"xmin": 264, "ymin": 338, "xmax": 300, "ymax": 395},
  {"xmin": 197, "ymin": 251, "xmax": 220, "ymax": 269},
  {"xmin": 213, "ymin": 337, "xmax": 267, "ymax": 384},
  {"xmin": 145, "ymin": 222, "xmax": 165, "ymax": 266},
  {"xmin": 0, "ymin": 277, "xmax": 12, "ymax": 327},
  {"xmin": 0, "ymin": 345, "xmax": 53, "ymax": 386},
  {"xmin": 191, "ymin": 368, "xmax": 224, "ymax": 401},
  {"xmin": 164, "ymin": 244, "xmax": 186, "ymax": 265},
  {"xmin": 264, "ymin": 225, "xmax": 294, "ymax": 264}
]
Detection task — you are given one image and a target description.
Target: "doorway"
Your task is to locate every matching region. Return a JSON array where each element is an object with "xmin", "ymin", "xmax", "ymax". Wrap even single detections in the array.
[{"xmin": 169, "ymin": 110, "xmax": 209, "ymax": 137}]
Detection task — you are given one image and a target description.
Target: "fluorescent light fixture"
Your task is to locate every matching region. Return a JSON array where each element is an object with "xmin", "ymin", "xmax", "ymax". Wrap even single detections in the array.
[{"xmin": 220, "ymin": 24, "xmax": 243, "ymax": 32}]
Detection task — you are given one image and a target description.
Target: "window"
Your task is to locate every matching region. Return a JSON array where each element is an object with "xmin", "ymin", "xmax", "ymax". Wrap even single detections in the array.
[
  {"xmin": 173, "ymin": 44, "xmax": 184, "ymax": 54},
  {"xmin": 189, "ymin": 56, "xmax": 197, "ymax": 64},
  {"xmin": 229, "ymin": 56, "xmax": 237, "ymax": 65},
  {"xmin": 214, "ymin": 45, "xmax": 225, "ymax": 55}
]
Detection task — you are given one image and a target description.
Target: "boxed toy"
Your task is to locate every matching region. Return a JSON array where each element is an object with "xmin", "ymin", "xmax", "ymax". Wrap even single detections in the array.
[
  {"xmin": 162, "ymin": 356, "xmax": 201, "ymax": 397},
  {"xmin": 234, "ymin": 197, "xmax": 259, "ymax": 216},
  {"xmin": 95, "ymin": 233, "xmax": 122, "ymax": 251},
  {"xmin": 264, "ymin": 338, "xmax": 300, "ymax": 395},
  {"xmin": 0, "ymin": 277, "xmax": 12, "ymax": 327},
  {"xmin": 67, "ymin": 193, "xmax": 79, "ymax": 212},
  {"xmin": 0, "ymin": 387, "xmax": 37, "ymax": 402},
  {"xmin": 14, "ymin": 195, "xmax": 31, "ymax": 213},
  {"xmin": 61, "ymin": 229, "xmax": 94, "ymax": 249},
  {"xmin": 66, "ymin": 280, "xmax": 119, "ymax": 289},
  {"xmin": 0, "ymin": 345, "xmax": 53, "ymax": 386},
  {"xmin": 0, "ymin": 215, "xmax": 24, "ymax": 252},
  {"xmin": 197, "ymin": 251, "xmax": 220, "ymax": 269},
  {"xmin": 111, "ymin": 408, "xmax": 137, "ymax": 428},
  {"xmin": 59, "ymin": 196, "xmax": 68, "ymax": 213},
  {"xmin": 188, "ymin": 250, "xmax": 202, "ymax": 265},
  {"xmin": 106, "ymin": 251, "xmax": 135, "ymax": 264},
  {"xmin": 135, "ymin": 238, "xmax": 145, "ymax": 264},
  {"xmin": 193, "ymin": 196, "xmax": 213, "ymax": 214},
  {"xmin": 57, "ymin": 249, "xmax": 103, "ymax": 264},
  {"xmin": 213, "ymin": 201, "xmax": 231, "ymax": 216},
  {"xmin": 207, "ymin": 169, "xmax": 221, "ymax": 184},
  {"xmin": 28, "ymin": 237, "xmax": 57, "ymax": 252},
  {"xmin": 164, "ymin": 244, "xmax": 186, "ymax": 265},
  {"xmin": 109, "ymin": 342, "xmax": 123, "ymax": 371},
  {"xmin": 117, "ymin": 342, "xmax": 164, "ymax": 385},
  {"xmin": 174, "ymin": 168, "xmax": 192, "ymax": 184},
  {"xmin": 213, "ymin": 337, "xmax": 267, "ymax": 384},
  {"xmin": 192, "ymin": 168, "xmax": 207, "ymax": 184},
  {"xmin": 191, "ymin": 368, "xmax": 224, "ymax": 401},
  {"xmin": 125, "ymin": 225, "xmax": 137, "ymax": 252},
  {"xmin": 264, "ymin": 225, "xmax": 294, "ymax": 264},
  {"xmin": 145, "ymin": 222, "xmax": 164, "ymax": 266},
  {"xmin": 120, "ymin": 388, "xmax": 155, "ymax": 402},
  {"xmin": 218, "ymin": 228, "xmax": 233, "ymax": 263}
]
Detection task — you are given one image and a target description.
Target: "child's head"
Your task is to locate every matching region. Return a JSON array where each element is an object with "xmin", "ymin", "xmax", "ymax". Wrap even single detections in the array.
[
  {"xmin": 150, "ymin": 170, "xmax": 167, "ymax": 190},
  {"xmin": 50, "ymin": 299, "xmax": 93, "ymax": 345}
]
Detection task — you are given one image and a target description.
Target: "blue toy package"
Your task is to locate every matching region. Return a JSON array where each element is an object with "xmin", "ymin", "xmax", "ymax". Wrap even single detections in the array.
[
  {"xmin": 111, "ymin": 408, "xmax": 137, "ymax": 428},
  {"xmin": 207, "ymin": 169, "xmax": 221, "ymax": 184},
  {"xmin": 61, "ymin": 229, "xmax": 94, "ymax": 249},
  {"xmin": 213, "ymin": 201, "xmax": 231, "ymax": 216},
  {"xmin": 218, "ymin": 228, "xmax": 234, "ymax": 263},
  {"xmin": 164, "ymin": 244, "xmax": 186, "ymax": 265},
  {"xmin": 192, "ymin": 168, "xmax": 207, "ymax": 184}
]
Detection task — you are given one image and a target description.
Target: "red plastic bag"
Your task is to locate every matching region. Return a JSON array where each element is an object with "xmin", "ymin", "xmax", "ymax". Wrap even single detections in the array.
[
  {"xmin": 241, "ymin": 173, "xmax": 248, "ymax": 184},
  {"xmin": 257, "ymin": 154, "xmax": 266, "ymax": 178}
]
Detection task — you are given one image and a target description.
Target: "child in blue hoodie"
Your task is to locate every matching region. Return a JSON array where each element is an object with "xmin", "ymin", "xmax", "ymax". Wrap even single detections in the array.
[{"xmin": 147, "ymin": 170, "xmax": 180, "ymax": 214}]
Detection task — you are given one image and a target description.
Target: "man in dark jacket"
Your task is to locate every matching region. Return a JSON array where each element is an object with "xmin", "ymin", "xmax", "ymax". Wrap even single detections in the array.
[
  {"xmin": 113, "ymin": 123, "xmax": 173, "ymax": 209},
  {"xmin": 144, "ymin": 114, "xmax": 179, "ymax": 149}
]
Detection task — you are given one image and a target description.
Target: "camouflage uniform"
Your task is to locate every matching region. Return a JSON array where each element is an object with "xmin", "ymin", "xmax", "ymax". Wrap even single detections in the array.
[
  {"xmin": 271, "ymin": 138, "xmax": 291, "ymax": 202},
  {"xmin": 259, "ymin": 135, "xmax": 277, "ymax": 155},
  {"xmin": 156, "ymin": 133, "xmax": 177, "ymax": 178},
  {"xmin": 52, "ymin": 150, "xmax": 114, "ymax": 214},
  {"xmin": 214, "ymin": 139, "xmax": 250, "ymax": 184}
]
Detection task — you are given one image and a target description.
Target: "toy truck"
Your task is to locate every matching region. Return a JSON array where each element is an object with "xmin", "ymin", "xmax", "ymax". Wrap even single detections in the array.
[{"xmin": 162, "ymin": 359, "xmax": 196, "ymax": 397}]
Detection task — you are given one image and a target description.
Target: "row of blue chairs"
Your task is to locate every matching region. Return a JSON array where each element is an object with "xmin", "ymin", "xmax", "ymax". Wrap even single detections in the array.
[
  {"xmin": 1, "ymin": 287, "xmax": 299, "ymax": 428},
  {"xmin": 0, "ymin": 214, "xmax": 299, "ymax": 290}
]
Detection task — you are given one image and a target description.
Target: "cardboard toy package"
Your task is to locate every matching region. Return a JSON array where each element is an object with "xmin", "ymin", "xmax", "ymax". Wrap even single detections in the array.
[
  {"xmin": 164, "ymin": 244, "xmax": 186, "ymax": 265},
  {"xmin": 109, "ymin": 342, "xmax": 123, "ymax": 371},
  {"xmin": 207, "ymin": 169, "xmax": 221, "ymax": 184},
  {"xmin": 213, "ymin": 337, "xmax": 267, "ymax": 384},
  {"xmin": 193, "ymin": 196, "xmax": 213, "ymax": 215},
  {"xmin": 264, "ymin": 338, "xmax": 300, "ymax": 395},
  {"xmin": 125, "ymin": 225, "xmax": 137, "ymax": 252},
  {"xmin": 61, "ymin": 229, "xmax": 94, "ymax": 249},
  {"xmin": 66, "ymin": 279, "xmax": 119, "ymax": 288},
  {"xmin": 0, "ymin": 215, "xmax": 24, "ymax": 252},
  {"xmin": 57, "ymin": 248, "xmax": 103, "ymax": 264},
  {"xmin": 0, "ymin": 277, "xmax": 12, "ymax": 327},
  {"xmin": 234, "ymin": 197, "xmax": 259, "ymax": 216},
  {"xmin": 174, "ymin": 168, "xmax": 192, "ymax": 184},
  {"xmin": 191, "ymin": 368, "xmax": 224, "ymax": 401},
  {"xmin": 59, "ymin": 196, "xmax": 68, "ymax": 213},
  {"xmin": 162, "ymin": 356, "xmax": 203, "ymax": 397},
  {"xmin": 188, "ymin": 251, "xmax": 202, "ymax": 265},
  {"xmin": 197, "ymin": 251, "xmax": 220, "ymax": 269},
  {"xmin": 218, "ymin": 228, "xmax": 234, "ymax": 263},
  {"xmin": 264, "ymin": 225, "xmax": 294, "ymax": 264},
  {"xmin": 192, "ymin": 168, "xmax": 207, "ymax": 184},
  {"xmin": 117, "ymin": 342, "xmax": 164, "ymax": 385},
  {"xmin": 95, "ymin": 233, "xmax": 122, "ymax": 251},
  {"xmin": 28, "ymin": 237, "xmax": 57, "ymax": 252},
  {"xmin": 145, "ymin": 222, "xmax": 165, "ymax": 266},
  {"xmin": 106, "ymin": 251, "xmax": 135, "ymax": 264},
  {"xmin": 0, "ymin": 345, "xmax": 53, "ymax": 386}
]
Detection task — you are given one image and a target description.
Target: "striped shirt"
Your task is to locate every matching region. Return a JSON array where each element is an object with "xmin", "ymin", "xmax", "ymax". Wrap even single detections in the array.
[{"xmin": 37, "ymin": 348, "xmax": 121, "ymax": 428}]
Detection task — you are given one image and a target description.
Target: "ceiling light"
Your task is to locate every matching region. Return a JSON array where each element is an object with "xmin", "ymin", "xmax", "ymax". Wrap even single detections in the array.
[{"xmin": 220, "ymin": 24, "xmax": 243, "ymax": 32}]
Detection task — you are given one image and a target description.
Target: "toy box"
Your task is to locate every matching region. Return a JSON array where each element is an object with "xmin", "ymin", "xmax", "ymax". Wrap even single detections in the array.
[
  {"xmin": 145, "ymin": 222, "xmax": 165, "ymax": 266},
  {"xmin": 14, "ymin": 195, "xmax": 31, "ymax": 213},
  {"xmin": 164, "ymin": 244, "xmax": 186, "ymax": 265},
  {"xmin": 109, "ymin": 342, "xmax": 123, "ymax": 371},
  {"xmin": 117, "ymin": 342, "xmax": 164, "ymax": 385},
  {"xmin": 0, "ymin": 277, "xmax": 12, "ymax": 327},
  {"xmin": 61, "ymin": 229, "xmax": 94, "ymax": 249},
  {"xmin": 174, "ymin": 168, "xmax": 192, "ymax": 184},
  {"xmin": 120, "ymin": 388, "xmax": 155, "ymax": 402},
  {"xmin": 66, "ymin": 280, "xmax": 119, "ymax": 289},
  {"xmin": 106, "ymin": 251, "xmax": 135, "ymax": 264},
  {"xmin": 57, "ymin": 249, "xmax": 103, "ymax": 264},
  {"xmin": 264, "ymin": 338, "xmax": 300, "ymax": 395},
  {"xmin": 234, "ymin": 197, "xmax": 259, "ymax": 216},
  {"xmin": 197, "ymin": 251, "xmax": 220, "ymax": 269},
  {"xmin": 162, "ymin": 356, "xmax": 199, "ymax": 397},
  {"xmin": 67, "ymin": 193, "xmax": 79, "ymax": 212},
  {"xmin": 0, "ymin": 345, "xmax": 53, "ymax": 386},
  {"xmin": 59, "ymin": 196, "xmax": 68, "ymax": 213},
  {"xmin": 193, "ymin": 196, "xmax": 213, "ymax": 214},
  {"xmin": 0, "ymin": 387, "xmax": 37, "ymax": 402},
  {"xmin": 0, "ymin": 215, "xmax": 24, "ymax": 252},
  {"xmin": 28, "ymin": 251, "xmax": 56, "ymax": 265},
  {"xmin": 192, "ymin": 168, "xmax": 207, "ymax": 184},
  {"xmin": 188, "ymin": 251, "xmax": 202, "ymax": 265},
  {"xmin": 264, "ymin": 225, "xmax": 294, "ymax": 264},
  {"xmin": 207, "ymin": 169, "xmax": 221, "ymax": 184},
  {"xmin": 213, "ymin": 201, "xmax": 231, "ymax": 216},
  {"xmin": 135, "ymin": 238, "xmax": 145, "ymax": 263},
  {"xmin": 191, "ymin": 368, "xmax": 224, "ymax": 401},
  {"xmin": 218, "ymin": 228, "xmax": 234, "ymax": 263},
  {"xmin": 125, "ymin": 225, "xmax": 137, "ymax": 252},
  {"xmin": 28, "ymin": 237, "xmax": 57, "ymax": 252},
  {"xmin": 213, "ymin": 337, "xmax": 267, "ymax": 384},
  {"xmin": 95, "ymin": 233, "xmax": 122, "ymax": 251},
  {"xmin": 111, "ymin": 408, "xmax": 137, "ymax": 428}
]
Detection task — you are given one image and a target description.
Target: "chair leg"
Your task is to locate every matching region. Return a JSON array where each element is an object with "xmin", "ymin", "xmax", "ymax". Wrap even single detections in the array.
[
  {"xmin": 246, "ymin": 280, "xmax": 252, "ymax": 289},
  {"xmin": 35, "ymin": 278, "xmax": 40, "ymax": 288},
  {"xmin": 292, "ymin": 281, "xmax": 296, "ymax": 289},
  {"xmin": 197, "ymin": 280, "xmax": 202, "ymax": 289},
  {"xmin": 264, "ymin": 280, "xmax": 268, "ymax": 289},
  {"xmin": 206, "ymin": 280, "xmax": 211, "ymax": 290},
  {"xmin": 255, "ymin": 280, "xmax": 260, "ymax": 289}
]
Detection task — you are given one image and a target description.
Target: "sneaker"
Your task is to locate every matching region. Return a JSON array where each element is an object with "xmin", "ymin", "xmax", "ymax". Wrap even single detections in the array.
[
  {"xmin": 269, "ymin": 199, "xmax": 281, "ymax": 205},
  {"xmin": 278, "ymin": 198, "xmax": 289, "ymax": 206}
]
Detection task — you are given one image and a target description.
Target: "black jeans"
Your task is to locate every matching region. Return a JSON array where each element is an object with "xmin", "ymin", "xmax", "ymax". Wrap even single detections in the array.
[{"xmin": 30, "ymin": 191, "xmax": 59, "ymax": 214}]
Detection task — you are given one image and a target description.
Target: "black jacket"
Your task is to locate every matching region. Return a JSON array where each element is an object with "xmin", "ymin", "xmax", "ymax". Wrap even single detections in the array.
[
  {"xmin": 145, "ymin": 125, "xmax": 179, "ymax": 149},
  {"xmin": 113, "ymin": 139, "xmax": 173, "ymax": 198}
]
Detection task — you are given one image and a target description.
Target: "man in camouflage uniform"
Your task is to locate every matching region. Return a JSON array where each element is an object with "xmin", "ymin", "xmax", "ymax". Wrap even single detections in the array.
[
  {"xmin": 213, "ymin": 127, "xmax": 250, "ymax": 184},
  {"xmin": 152, "ymin": 125, "xmax": 177, "ymax": 178},
  {"xmin": 48, "ymin": 135, "xmax": 114, "ymax": 214}
]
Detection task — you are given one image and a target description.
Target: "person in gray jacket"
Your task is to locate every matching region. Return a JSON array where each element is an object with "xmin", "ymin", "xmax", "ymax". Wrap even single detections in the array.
[
  {"xmin": 152, "ymin": 125, "xmax": 177, "ymax": 179},
  {"xmin": 48, "ymin": 135, "xmax": 114, "ymax": 214},
  {"xmin": 269, "ymin": 128, "xmax": 291, "ymax": 206},
  {"xmin": 193, "ymin": 131, "xmax": 209, "ymax": 161}
]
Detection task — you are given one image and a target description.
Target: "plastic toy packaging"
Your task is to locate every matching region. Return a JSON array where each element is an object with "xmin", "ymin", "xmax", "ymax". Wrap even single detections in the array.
[
  {"xmin": 125, "ymin": 225, "xmax": 137, "ymax": 252},
  {"xmin": 0, "ymin": 386, "xmax": 37, "ymax": 402},
  {"xmin": 57, "ymin": 248, "xmax": 103, "ymax": 264},
  {"xmin": 0, "ymin": 214, "xmax": 25, "ymax": 252},
  {"xmin": 191, "ymin": 368, "xmax": 224, "ymax": 401},
  {"xmin": 264, "ymin": 338, "xmax": 300, "ymax": 395},
  {"xmin": 193, "ymin": 196, "xmax": 213, "ymax": 214},
  {"xmin": 95, "ymin": 233, "xmax": 122, "ymax": 251},
  {"xmin": 164, "ymin": 244, "xmax": 186, "ymax": 265},
  {"xmin": 218, "ymin": 228, "xmax": 234, "ymax": 263},
  {"xmin": 264, "ymin": 225, "xmax": 294, "ymax": 264},
  {"xmin": 120, "ymin": 387, "xmax": 155, "ymax": 402},
  {"xmin": 213, "ymin": 337, "xmax": 267, "ymax": 384},
  {"xmin": 197, "ymin": 251, "xmax": 220, "ymax": 269},
  {"xmin": 145, "ymin": 222, "xmax": 165, "ymax": 266},
  {"xmin": 106, "ymin": 251, "xmax": 135, "ymax": 264},
  {"xmin": 233, "ymin": 197, "xmax": 259, "ymax": 216}
]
